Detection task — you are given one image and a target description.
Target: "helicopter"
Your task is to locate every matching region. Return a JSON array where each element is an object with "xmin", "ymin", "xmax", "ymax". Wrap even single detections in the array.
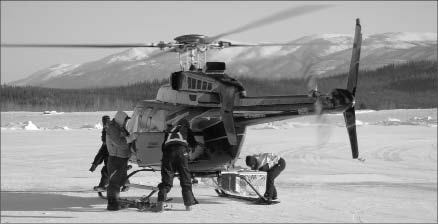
[{"xmin": 2, "ymin": 5, "xmax": 362, "ymax": 206}]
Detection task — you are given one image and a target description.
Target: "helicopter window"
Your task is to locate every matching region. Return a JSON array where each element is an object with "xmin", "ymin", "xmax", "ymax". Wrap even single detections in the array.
[
  {"xmin": 187, "ymin": 77, "xmax": 192, "ymax": 89},
  {"xmin": 125, "ymin": 108, "xmax": 141, "ymax": 133},
  {"xmin": 196, "ymin": 80, "xmax": 202, "ymax": 89},
  {"xmin": 137, "ymin": 108, "xmax": 168, "ymax": 132},
  {"xmin": 207, "ymin": 83, "xmax": 212, "ymax": 90},
  {"xmin": 191, "ymin": 78, "xmax": 196, "ymax": 89},
  {"xmin": 202, "ymin": 81, "xmax": 207, "ymax": 90},
  {"xmin": 138, "ymin": 108, "xmax": 153, "ymax": 131},
  {"xmin": 150, "ymin": 109, "xmax": 168, "ymax": 131}
]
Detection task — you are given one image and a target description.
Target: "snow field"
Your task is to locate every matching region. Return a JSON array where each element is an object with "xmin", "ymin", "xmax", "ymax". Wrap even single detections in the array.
[{"xmin": 1, "ymin": 109, "xmax": 436, "ymax": 223}]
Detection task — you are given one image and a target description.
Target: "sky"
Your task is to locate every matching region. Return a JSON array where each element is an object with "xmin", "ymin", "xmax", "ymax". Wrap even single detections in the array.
[{"xmin": 1, "ymin": 1, "xmax": 437, "ymax": 84}]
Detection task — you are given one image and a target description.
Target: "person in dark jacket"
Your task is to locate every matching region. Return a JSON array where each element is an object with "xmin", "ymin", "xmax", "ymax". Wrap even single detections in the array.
[
  {"xmin": 246, "ymin": 153, "xmax": 286, "ymax": 201},
  {"xmin": 105, "ymin": 111, "xmax": 132, "ymax": 211},
  {"xmin": 155, "ymin": 118, "xmax": 198, "ymax": 212},
  {"xmin": 89, "ymin": 115, "xmax": 111, "ymax": 192},
  {"xmin": 90, "ymin": 115, "xmax": 130, "ymax": 193}
]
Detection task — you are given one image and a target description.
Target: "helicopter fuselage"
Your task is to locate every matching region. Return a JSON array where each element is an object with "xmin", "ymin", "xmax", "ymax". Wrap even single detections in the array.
[
  {"xmin": 127, "ymin": 69, "xmax": 354, "ymax": 177},
  {"xmin": 125, "ymin": 16, "xmax": 362, "ymax": 178}
]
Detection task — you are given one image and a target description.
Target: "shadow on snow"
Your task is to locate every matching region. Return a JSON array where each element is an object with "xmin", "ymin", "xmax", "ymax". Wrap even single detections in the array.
[{"xmin": 1, "ymin": 191, "xmax": 224, "ymax": 213}]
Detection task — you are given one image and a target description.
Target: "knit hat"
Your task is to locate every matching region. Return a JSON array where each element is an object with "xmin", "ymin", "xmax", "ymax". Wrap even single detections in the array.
[
  {"xmin": 102, "ymin": 115, "xmax": 110, "ymax": 125},
  {"xmin": 114, "ymin": 111, "xmax": 128, "ymax": 127},
  {"xmin": 246, "ymin": 155, "xmax": 258, "ymax": 169}
]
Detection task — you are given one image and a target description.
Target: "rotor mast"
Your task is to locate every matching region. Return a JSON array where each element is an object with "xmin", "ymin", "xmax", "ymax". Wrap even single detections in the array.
[
  {"xmin": 173, "ymin": 34, "xmax": 212, "ymax": 71},
  {"xmin": 178, "ymin": 45, "xmax": 208, "ymax": 71}
]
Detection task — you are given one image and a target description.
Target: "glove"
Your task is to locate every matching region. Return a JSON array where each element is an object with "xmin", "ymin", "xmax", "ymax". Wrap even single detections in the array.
[{"xmin": 89, "ymin": 164, "xmax": 97, "ymax": 172}]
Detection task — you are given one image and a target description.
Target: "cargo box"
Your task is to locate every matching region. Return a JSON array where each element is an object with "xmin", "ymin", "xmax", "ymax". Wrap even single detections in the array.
[{"xmin": 217, "ymin": 170, "xmax": 267, "ymax": 197}]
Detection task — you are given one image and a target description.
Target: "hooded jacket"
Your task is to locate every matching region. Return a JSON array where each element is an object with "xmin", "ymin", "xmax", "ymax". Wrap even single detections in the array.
[{"xmin": 106, "ymin": 111, "xmax": 131, "ymax": 158}]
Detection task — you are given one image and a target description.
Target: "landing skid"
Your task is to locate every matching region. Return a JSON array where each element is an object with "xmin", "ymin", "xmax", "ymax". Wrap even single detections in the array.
[
  {"xmin": 97, "ymin": 167, "xmax": 168, "ymax": 211},
  {"xmin": 98, "ymin": 191, "xmax": 173, "ymax": 210},
  {"xmin": 215, "ymin": 188, "xmax": 279, "ymax": 205}
]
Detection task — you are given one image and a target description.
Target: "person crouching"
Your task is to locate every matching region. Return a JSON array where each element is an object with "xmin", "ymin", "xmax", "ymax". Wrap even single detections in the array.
[
  {"xmin": 246, "ymin": 153, "xmax": 286, "ymax": 201},
  {"xmin": 105, "ymin": 111, "xmax": 131, "ymax": 211}
]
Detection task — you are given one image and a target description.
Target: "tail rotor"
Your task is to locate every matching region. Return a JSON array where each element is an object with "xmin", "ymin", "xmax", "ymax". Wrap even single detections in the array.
[
  {"xmin": 343, "ymin": 18, "xmax": 362, "ymax": 159},
  {"xmin": 324, "ymin": 19, "xmax": 361, "ymax": 159}
]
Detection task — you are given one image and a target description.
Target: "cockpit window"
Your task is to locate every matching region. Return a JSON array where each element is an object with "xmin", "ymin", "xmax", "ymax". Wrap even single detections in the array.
[{"xmin": 187, "ymin": 76, "xmax": 212, "ymax": 91}]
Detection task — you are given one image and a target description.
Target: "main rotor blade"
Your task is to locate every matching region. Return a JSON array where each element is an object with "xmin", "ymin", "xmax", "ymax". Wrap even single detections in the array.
[
  {"xmin": 206, "ymin": 5, "xmax": 332, "ymax": 43},
  {"xmin": 1, "ymin": 43, "xmax": 160, "ymax": 48},
  {"xmin": 227, "ymin": 42, "xmax": 327, "ymax": 47}
]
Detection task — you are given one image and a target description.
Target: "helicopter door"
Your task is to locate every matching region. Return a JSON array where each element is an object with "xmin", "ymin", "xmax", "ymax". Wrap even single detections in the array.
[
  {"xmin": 128, "ymin": 107, "xmax": 168, "ymax": 167},
  {"xmin": 134, "ymin": 132, "xmax": 164, "ymax": 166}
]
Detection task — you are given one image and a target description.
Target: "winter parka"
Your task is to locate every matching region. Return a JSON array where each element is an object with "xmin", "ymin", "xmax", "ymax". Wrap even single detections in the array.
[
  {"xmin": 106, "ymin": 119, "xmax": 131, "ymax": 159},
  {"xmin": 252, "ymin": 153, "xmax": 281, "ymax": 170}
]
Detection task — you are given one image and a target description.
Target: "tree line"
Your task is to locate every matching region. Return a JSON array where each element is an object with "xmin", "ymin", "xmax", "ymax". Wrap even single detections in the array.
[
  {"xmin": 1, "ymin": 60, "xmax": 436, "ymax": 111},
  {"xmin": 317, "ymin": 60, "xmax": 437, "ymax": 109},
  {"xmin": 1, "ymin": 79, "xmax": 167, "ymax": 111}
]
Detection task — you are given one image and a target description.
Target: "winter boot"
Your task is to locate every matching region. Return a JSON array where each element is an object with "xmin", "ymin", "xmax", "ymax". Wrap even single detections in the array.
[
  {"xmin": 107, "ymin": 198, "xmax": 120, "ymax": 211},
  {"xmin": 263, "ymin": 193, "xmax": 273, "ymax": 201},
  {"xmin": 154, "ymin": 201, "xmax": 164, "ymax": 213}
]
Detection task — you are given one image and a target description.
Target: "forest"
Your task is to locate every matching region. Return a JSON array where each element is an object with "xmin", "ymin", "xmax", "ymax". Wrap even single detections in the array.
[{"xmin": 1, "ymin": 60, "xmax": 436, "ymax": 112}]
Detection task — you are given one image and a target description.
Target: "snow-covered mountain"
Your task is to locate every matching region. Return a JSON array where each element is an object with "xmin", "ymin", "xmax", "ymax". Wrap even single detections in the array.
[{"xmin": 11, "ymin": 32, "xmax": 437, "ymax": 88}]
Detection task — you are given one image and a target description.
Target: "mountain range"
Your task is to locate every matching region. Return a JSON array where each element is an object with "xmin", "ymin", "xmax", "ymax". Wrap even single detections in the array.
[{"xmin": 11, "ymin": 32, "xmax": 437, "ymax": 89}]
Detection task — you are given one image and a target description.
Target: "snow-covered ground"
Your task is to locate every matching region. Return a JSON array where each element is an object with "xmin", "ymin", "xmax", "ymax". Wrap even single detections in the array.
[{"xmin": 1, "ymin": 109, "xmax": 437, "ymax": 223}]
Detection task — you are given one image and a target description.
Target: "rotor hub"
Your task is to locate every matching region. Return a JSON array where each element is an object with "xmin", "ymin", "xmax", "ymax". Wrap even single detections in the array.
[{"xmin": 174, "ymin": 34, "xmax": 207, "ymax": 45}]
